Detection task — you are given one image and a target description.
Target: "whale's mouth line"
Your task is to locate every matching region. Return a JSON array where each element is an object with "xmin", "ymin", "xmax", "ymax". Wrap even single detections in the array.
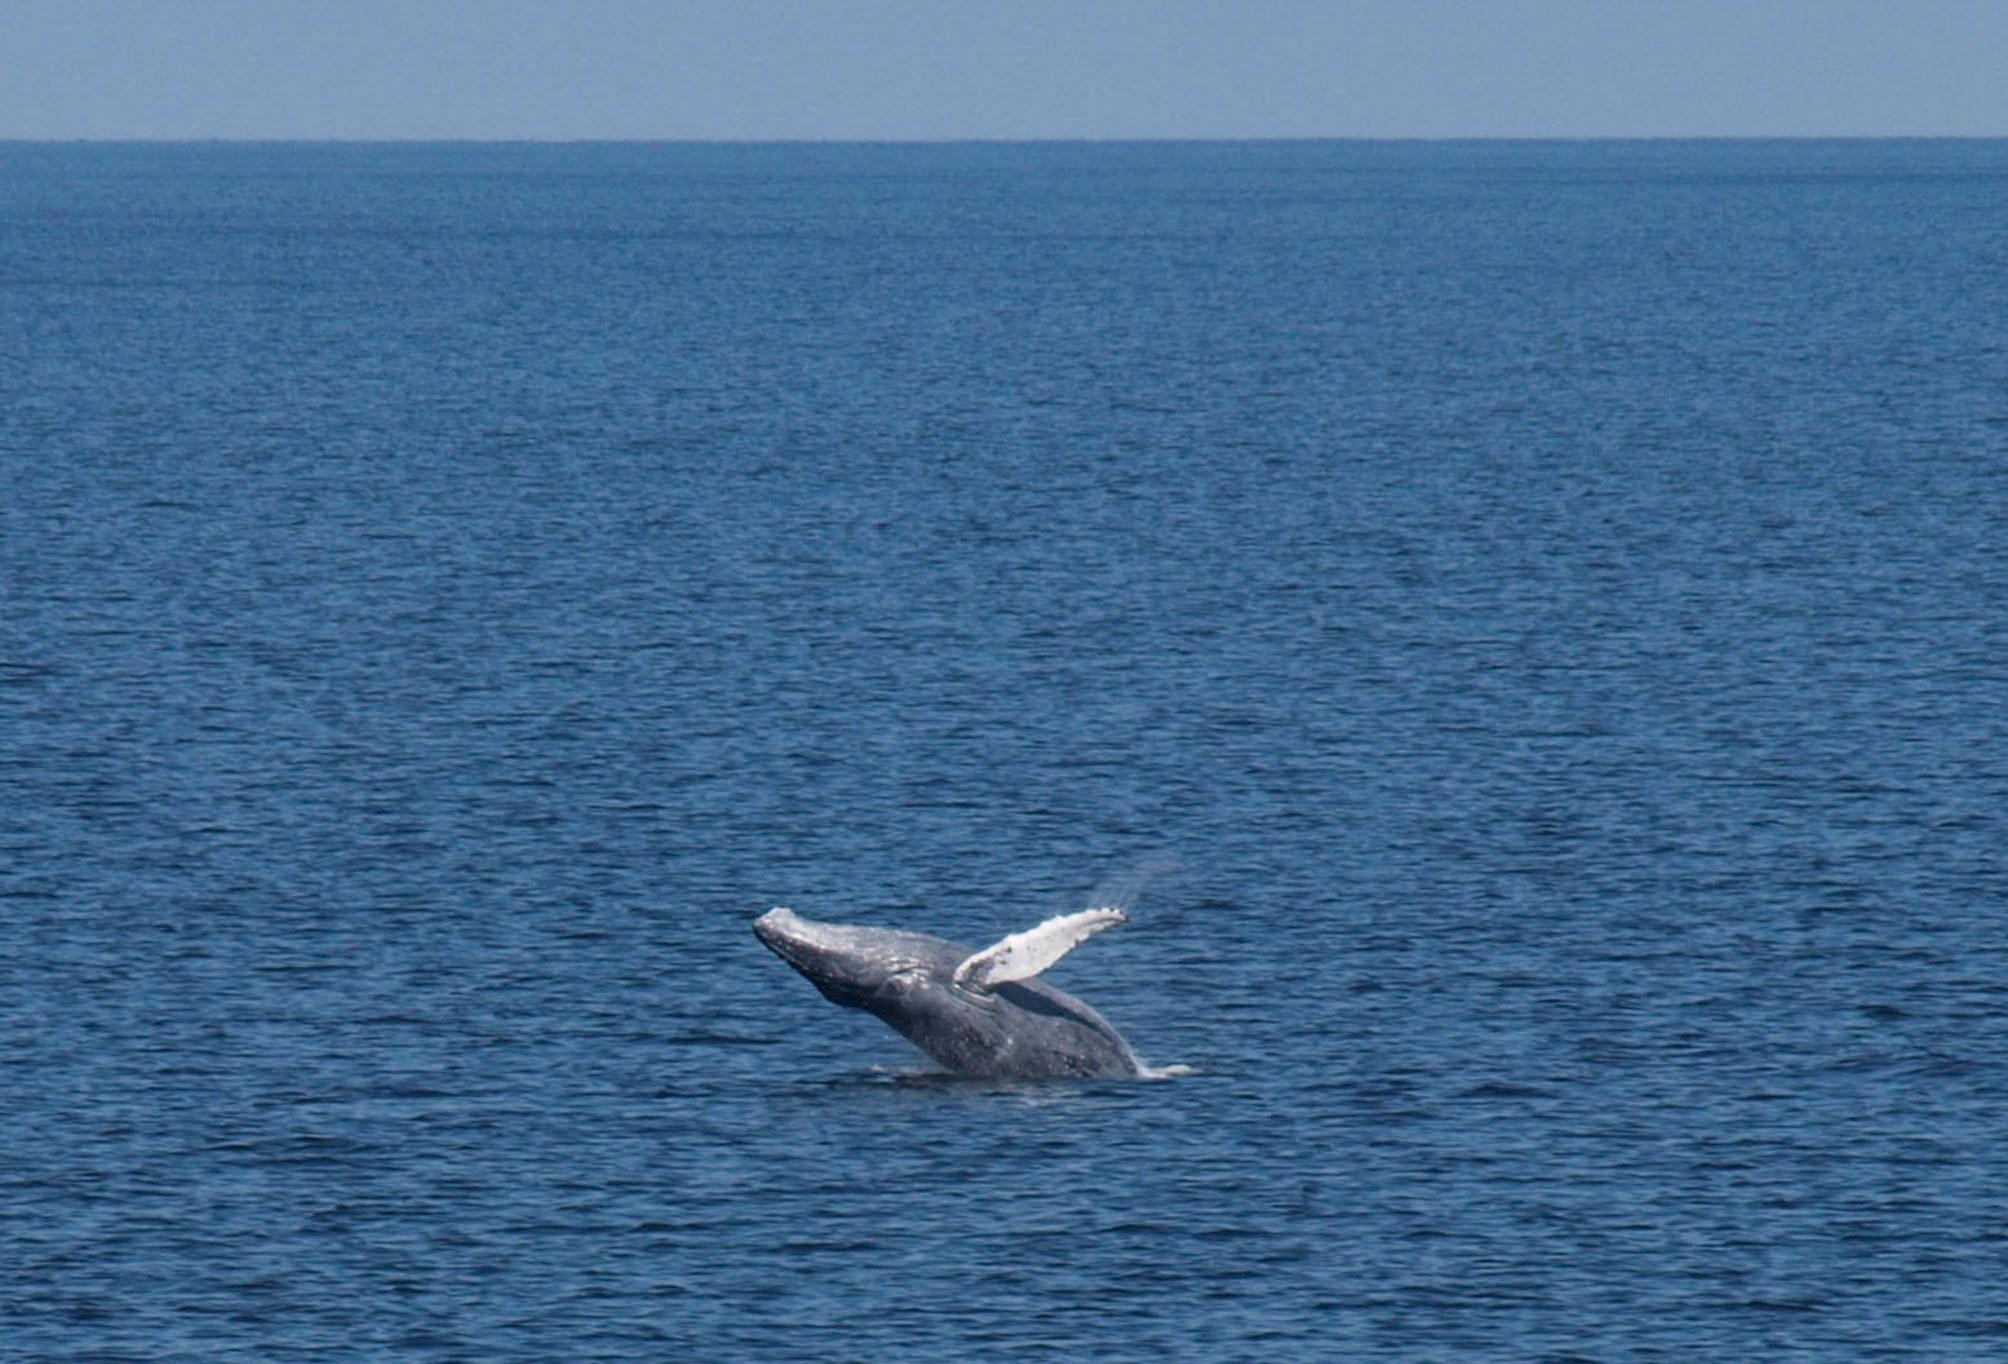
[
  {"xmin": 752, "ymin": 910, "xmax": 835, "ymax": 974},
  {"xmin": 753, "ymin": 912, "xmax": 888, "ymax": 1011},
  {"xmin": 752, "ymin": 925, "xmax": 811, "ymax": 972}
]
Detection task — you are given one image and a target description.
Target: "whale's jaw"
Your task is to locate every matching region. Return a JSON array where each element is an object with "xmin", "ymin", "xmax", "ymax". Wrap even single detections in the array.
[
  {"xmin": 752, "ymin": 907, "xmax": 949, "ymax": 1011},
  {"xmin": 753, "ymin": 908, "xmax": 870, "ymax": 1008}
]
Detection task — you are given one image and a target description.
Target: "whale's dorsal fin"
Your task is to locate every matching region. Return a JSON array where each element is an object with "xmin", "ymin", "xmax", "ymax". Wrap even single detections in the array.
[{"xmin": 952, "ymin": 908, "xmax": 1127, "ymax": 991}]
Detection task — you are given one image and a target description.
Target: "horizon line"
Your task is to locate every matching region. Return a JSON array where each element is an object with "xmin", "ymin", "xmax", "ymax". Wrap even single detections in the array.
[{"xmin": 6, "ymin": 133, "xmax": 2006, "ymax": 147}]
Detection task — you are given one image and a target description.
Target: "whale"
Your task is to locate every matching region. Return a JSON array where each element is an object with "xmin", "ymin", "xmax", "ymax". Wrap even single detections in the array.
[{"xmin": 752, "ymin": 905, "xmax": 1143, "ymax": 1079}]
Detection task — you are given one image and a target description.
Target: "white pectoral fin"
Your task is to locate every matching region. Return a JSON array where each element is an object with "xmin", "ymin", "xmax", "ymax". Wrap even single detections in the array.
[{"xmin": 952, "ymin": 907, "xmax": 1127, "ymax": 990}]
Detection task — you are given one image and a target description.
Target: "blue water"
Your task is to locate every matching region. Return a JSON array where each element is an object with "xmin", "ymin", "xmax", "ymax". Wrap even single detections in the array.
[{"xmin": 3, "ymin": 140, "xmax": 2005, "ymax": 1360}]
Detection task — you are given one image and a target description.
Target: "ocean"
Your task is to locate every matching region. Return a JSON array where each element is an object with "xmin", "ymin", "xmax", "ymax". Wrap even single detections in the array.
[{"xmin": 2, "ymin": 139, "xmax": 2004, "ymax": 1360}]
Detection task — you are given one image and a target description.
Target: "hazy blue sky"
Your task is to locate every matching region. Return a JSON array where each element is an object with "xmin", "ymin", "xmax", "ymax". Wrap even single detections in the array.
[{"xmin": 6, "ymin": 0, "xmax": 2005, "ymax": 140}]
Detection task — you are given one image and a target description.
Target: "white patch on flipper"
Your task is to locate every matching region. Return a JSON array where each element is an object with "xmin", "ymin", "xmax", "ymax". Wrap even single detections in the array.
[{"xmin": 952, "ymin": 907, "xmax": 1127, "ymax": 990}]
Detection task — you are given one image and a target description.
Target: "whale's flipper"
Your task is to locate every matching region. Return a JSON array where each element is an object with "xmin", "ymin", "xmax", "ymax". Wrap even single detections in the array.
[{"xmin": 952, "ymin": 908, "xmax": 1127, "ymax": 990}]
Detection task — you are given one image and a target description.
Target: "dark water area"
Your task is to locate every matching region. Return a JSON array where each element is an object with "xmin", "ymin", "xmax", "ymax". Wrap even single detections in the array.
[{"xmin": 3, "ymin": 140, "xmax": 2005, "ymax": 1359}]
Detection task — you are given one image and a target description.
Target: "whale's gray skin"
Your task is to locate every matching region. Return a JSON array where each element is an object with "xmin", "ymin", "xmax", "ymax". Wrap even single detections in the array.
[{"xmin": 752, "ymin": 907, "xmax": 1142, "ymax": 1080}]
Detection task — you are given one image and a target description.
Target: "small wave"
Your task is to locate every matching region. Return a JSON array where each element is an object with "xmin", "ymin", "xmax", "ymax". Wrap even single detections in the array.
[
  {"xmin": 1459, "ymin": 1081, "xmax": 1556, "ymax": 1100},
  {"xmin": 666, "ymin": 1030, "xmax": 781, "ymax": 1047}
]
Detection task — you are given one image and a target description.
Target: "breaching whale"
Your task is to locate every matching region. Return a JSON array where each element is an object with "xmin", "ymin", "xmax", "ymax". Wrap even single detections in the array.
[{"xmin": 752, "ymin": 905, "xmax": 1143, "ymax": 1079}]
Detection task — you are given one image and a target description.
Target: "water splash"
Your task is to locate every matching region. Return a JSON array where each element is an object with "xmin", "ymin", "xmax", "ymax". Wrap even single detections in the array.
[{"xmin": 1083, "ymin": 857, "xmax": 1183, "ymax": 915}]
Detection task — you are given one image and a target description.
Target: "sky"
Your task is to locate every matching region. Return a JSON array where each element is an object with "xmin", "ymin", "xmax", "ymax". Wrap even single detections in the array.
[{"xmin": 4, "ymin": 0, "xmax": 2006, "ymax": 141}]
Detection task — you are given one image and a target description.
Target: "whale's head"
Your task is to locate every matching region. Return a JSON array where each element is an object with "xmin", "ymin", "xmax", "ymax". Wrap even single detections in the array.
[{"xmin": 752, "ymin": 907, "xmax": 959, "ymax": 1013}]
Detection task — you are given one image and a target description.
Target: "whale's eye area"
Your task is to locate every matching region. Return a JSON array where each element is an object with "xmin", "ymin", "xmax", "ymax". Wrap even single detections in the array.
[{"xmin": 877, "ymin": 961, "xmax": 928, "ymax": 996}]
